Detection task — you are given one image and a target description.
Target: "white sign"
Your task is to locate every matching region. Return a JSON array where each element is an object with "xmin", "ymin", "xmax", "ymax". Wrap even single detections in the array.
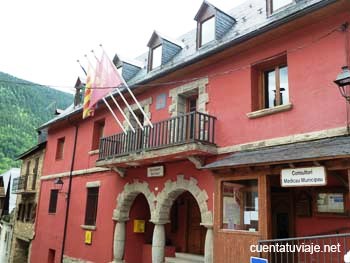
[
  {"xmin": 147, "ymin": 166, "xmax": 164, "ymax": 177},
  {"xmin": 281, "ymin": 166, "xmax": 326, "ymax": 187}
]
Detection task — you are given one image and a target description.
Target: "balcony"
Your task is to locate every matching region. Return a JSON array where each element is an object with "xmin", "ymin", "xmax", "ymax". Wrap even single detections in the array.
[
  {"xmin": 96, "ymin": 111, "xmax": 217, "ymax": 169},
  {"xmin": 12, "ymin": 175, "xmax": 37, "ymax": 194}
]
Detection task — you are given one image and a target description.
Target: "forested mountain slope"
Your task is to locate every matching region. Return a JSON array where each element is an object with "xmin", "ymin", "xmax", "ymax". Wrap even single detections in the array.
[{"xmin": 0, "ymin": 72, "xmax": 72, "ymax": 173}]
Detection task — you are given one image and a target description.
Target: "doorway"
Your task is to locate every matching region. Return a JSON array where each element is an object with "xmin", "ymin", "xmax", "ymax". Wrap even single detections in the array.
[
  {"xmin": 169, "ymin": 191, "xmax": 206, "ymax": 255},
  {"xmin": 270, "ymin": 174, "xmax": 294, "ymax": 239}
]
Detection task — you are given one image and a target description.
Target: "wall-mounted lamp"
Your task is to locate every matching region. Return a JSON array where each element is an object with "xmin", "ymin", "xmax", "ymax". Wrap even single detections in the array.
[
  {"xmin": 334, "ymin": 66, "xmax": 350, "ymax": 101},
  {"xmin": 334, "ymin": 66, "xmax": 350, "ymax": 134},
  {"xmin": 53, "ymin": 178, "xmax": 65, "ymax": 193},
  {"xmin": 53, "ymin": 178, "xmax": 68, "ymax": 198}
]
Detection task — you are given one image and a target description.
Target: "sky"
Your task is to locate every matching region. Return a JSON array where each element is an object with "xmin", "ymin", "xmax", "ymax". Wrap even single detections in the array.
[{"xmin": 0, "ymin": 0, "xmax": 246, "ymax": 93}]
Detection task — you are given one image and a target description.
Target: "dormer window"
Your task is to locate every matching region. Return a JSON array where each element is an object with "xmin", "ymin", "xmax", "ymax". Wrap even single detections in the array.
[
  {"xmin": 195, "ymin": 1, "xmax": 236, "ymax": 49},
  {"xmin": 268, "ymin": 0, "xmax": 294, "ymax": 14},
  {"xmin": 117, "ymin": 66, "xmax": 123, "ymax": 76},
  {"xmin": 147, "ymin": 31, "xmax": 183, "ymax": 72},
  {"xmin": 113, "ymin": 54, "xmax": 142, "ymax": 81},
  {"xmin": 200, "ymin": 16, "xmax": 215, "ymax": 47},
  {"xmin": 151, "ymin": 45, "xmax": 162, "ymax": 70}
]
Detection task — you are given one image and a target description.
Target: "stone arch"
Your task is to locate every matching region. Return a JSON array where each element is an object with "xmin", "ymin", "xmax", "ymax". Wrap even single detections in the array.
[
  {"xmin": 152, "ymin": 175, "xmax": 213, "ymax": 226},
  {"xmin": 112, "ymin": 180, "xmax": 156, "ymax": 222}
]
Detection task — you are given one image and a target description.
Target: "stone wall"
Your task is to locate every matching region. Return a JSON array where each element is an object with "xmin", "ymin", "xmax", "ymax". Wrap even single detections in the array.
[{"xmin": 9, "ymin": 148, "xmax": 45, "ymax": 263}]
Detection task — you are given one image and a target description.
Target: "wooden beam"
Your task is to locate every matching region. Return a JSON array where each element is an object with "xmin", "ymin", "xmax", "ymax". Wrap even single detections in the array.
[
  {"xmin": 111, "ymin": 167, "xmax": 127, "ymax": 178},
  {"xmin": 313, "ymin": 161, "xmax": 321, "ymax": 166},
  {"xmin": 288, "ymin": 163, "xmax": 296, "ymax": 168},
  {"xmin": 188, "ymin": 156, "xmax": 205, "ymax": 169}
]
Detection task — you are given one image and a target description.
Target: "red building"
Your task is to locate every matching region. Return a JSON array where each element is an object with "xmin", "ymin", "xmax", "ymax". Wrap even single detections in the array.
[{"xmin": 31, "ymin": 0, "xmax": 350, "ymax": 263}]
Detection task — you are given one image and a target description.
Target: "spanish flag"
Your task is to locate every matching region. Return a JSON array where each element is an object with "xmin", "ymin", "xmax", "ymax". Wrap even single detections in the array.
[{"xmin": 83, "ymin": 65, "xmax": 94, "ymax": 119}]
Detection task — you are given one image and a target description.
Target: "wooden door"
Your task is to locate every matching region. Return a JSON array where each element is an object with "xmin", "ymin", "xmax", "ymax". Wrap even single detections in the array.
[
  {"xmin": 186, "ymin": 97, "xmax": 198, "ymax": 140},
  {"xmin": 186, "ymin": 195, "xmax": 206, "ymax": 255}
]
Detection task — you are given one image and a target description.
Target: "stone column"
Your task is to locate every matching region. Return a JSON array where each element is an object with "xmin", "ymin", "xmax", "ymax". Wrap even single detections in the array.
[
  {"xmin": 152, "ymin": 223, "xmax": 166, "ymax": 263},
  {"xmin": 113, "ymin": 221, "xmax": 126, "ymax": 263},
  {"xmin": 204, "ymin": 226, "xmax": 213, "ymax": 263}
]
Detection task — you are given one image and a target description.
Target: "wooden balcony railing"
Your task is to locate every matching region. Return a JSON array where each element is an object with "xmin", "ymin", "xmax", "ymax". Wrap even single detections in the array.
[
  {"xmin": 98, "ymin": 111, "xmax": 216, "ymax": 160},
  {"xmin": 258, "ymin": 232, "xmax": 350, "ymax": 263},
  {"xmin": 12, "ymin": 174, "xmax": 37, "ymax": 194}
]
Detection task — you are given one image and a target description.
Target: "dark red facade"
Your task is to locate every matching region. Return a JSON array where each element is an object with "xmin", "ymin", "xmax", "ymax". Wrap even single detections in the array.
[{"xmin": 31, "ymin": 1, "xmax": 350, "ymax": 262}]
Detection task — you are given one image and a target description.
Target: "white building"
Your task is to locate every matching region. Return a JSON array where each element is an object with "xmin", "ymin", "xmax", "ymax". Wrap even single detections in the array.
[{"xmin": 0, "ymin": 168, "xmax": 20, "ymax": 263}]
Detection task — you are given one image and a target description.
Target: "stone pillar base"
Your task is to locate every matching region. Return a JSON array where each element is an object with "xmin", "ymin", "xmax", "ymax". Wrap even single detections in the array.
[
  {"xmin": 204, "ymin": 226, "xmax": 213, "ymax": 263},
  {"xmin": 152, "ymin": 224, "xmax": 166, "ymax": 263},
  {"xmin": 113, "ymin": 221, "xmax": 126, "ymax": 262}
]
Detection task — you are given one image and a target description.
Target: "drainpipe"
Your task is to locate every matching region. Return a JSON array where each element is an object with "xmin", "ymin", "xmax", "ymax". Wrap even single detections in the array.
[{"xmin": 59, "ymin": 120, "xmax": 79, "ymax": 263}]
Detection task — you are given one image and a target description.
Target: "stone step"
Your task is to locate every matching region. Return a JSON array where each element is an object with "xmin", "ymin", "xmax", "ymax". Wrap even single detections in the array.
[
  {"xmin": 165, "ymin": 257, "xmax": 203, "ymax": 263},
  {"xmin": 175, "ymin": 253, "xmax": 204, "ymax": 262},
  {"xmin": 165, "ymin": 253, "xmax": 204, "ymax": 263}
]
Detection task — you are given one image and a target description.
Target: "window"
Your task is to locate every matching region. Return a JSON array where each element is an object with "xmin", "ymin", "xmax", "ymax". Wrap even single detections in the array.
[
  {"xmin": 222, "ymin": 179, "xmax": 258, "ymax": 231},
  {"xmin": 84, "ymin": 187, "xmax": 99, "ymax": 226},
  {"xmin": 91, "ymin": 120, "xmax": 105, "ymax": 150},
  {"xmin": 251, "ymin": 54, "xmax": 289, "ymax": 111},
  {"xmin": 268, "ymin": 0, "xmax": 293, "ymax": 14},
  {"xmin": 20, "ymin": 203, "xmax": 26, "ymax": 221},
  {"xmin": 200, "ymin": 16, "xmax": 215, "ymax": 47},
  {"xmin": 151, "ymin": 45, "xmax": 162, "ymax": 70},
  {"xmin": 25, "ymin": 203, "xmax": 33, "ymax": 222},
  {"xmin": 24, "ymin": 161, "xmax": 31, "ymax": 190},
  {"xmin": 32, "ymin": 157, "xmax": 39, "ymax": 190},
  {"xmin": 48, "ymin": 249, "xmax": 56, "ymax": 263},
  {"xmin": 17, "ymin": 204, "xmax": 22, "ymax": 220},
  {"xmin": 48, "ymin": 189, "xmax": 59, "ymax": 213},
  {"xmin": 55, "ymin": 137, "xmax": 65, "ymax": 160},
  {"xmin": 117, "ymin": 66, "xmax": 123, "ymax": 76},
  {"xmin": 316, "ymin": 192, "xmax": 346, "ymax": 215},
  {"xmin": 264, "ymin": 65, "xmax": 289, "ymax": 108}
]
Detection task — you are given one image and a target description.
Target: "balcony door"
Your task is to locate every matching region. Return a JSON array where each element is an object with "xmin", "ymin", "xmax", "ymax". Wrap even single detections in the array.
[
  {"xmin": 129, "ymin": 109, "xmax": 145, "ymax": 152},
  {"xmin": 186, "ymin": 96, "xmax": 198, "ymax": 140}
]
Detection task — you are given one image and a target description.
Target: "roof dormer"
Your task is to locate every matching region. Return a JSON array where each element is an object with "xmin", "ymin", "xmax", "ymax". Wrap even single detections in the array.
[
  {"xmin": 194, "ymin": 1, "xmax": 236, "ymax": 49},
  {"xmin": 113, "ymin": 54, "xmax": 143, "ymax": 82},
  {"xmin": 147, "ymin": 31, "xmax": 183, "ymax": 72}
]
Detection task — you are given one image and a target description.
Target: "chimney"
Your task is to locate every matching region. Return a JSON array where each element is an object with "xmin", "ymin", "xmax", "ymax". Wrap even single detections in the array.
[{"xmin": 74, "ymin": 77, "xmax": 82, "ymax": 107}]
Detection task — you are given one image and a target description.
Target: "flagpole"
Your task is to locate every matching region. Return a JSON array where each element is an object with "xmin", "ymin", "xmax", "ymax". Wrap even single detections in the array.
[
  {"xmin": 121, "ymin": 78, "xmax": 153, "ymax": 128},
  {"xmin": 102, "ymin": 98, "xmax": 127, "ymax": 134},
  {"xmin": 115, "ymin": 88, "xmax": 144, "ymax": 130},
  {"xmin": 77, "ymin": 60, "xmax": 87, "ymax": 76},
  {"xmin": 109, "ymin": 92, "xmax": 135, "ymax": 133},
  {"xmin": 90, "ymin": 49, "xmax": 144, "ymax": 131},
  {"xmin": 99, "ymin": 45, "xmax": 152, "ymax": 128},
  {"xmin": 82, "ymin": 56, "xmax": 127, "ymax": 134}
]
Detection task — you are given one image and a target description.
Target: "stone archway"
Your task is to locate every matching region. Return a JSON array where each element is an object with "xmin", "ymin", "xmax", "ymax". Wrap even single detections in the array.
[
  {"xmin": 112, "ymin": 180, "xmax": 156, "ymax": 263},
  {"xmin": 151, "ymin": 175, "xmax": 213, "ymax": 263}
]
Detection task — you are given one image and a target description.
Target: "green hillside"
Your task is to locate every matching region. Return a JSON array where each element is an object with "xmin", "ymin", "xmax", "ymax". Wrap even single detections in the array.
[{"xmin": 0, "ymin": 72, "xmax": 73, "ymax": 173}]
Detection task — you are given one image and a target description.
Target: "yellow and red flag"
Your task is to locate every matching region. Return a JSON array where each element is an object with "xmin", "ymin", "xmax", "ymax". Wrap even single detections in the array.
[{"xmin": 82, "ymin": 65, "xmax": 94, "ymax": 119}]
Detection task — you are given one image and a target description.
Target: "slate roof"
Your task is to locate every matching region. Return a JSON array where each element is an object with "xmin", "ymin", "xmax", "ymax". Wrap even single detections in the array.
[
  {"xmin": 38, "ymin": 0, "xmax": 335, "ymax": 130},
  {"xmin": 203, "ymin": 136, "xmax": 350, "ymax": 170},
  {"xmin": 15, "ymin": 141, "xmax": 47, "ymax": 160}
]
